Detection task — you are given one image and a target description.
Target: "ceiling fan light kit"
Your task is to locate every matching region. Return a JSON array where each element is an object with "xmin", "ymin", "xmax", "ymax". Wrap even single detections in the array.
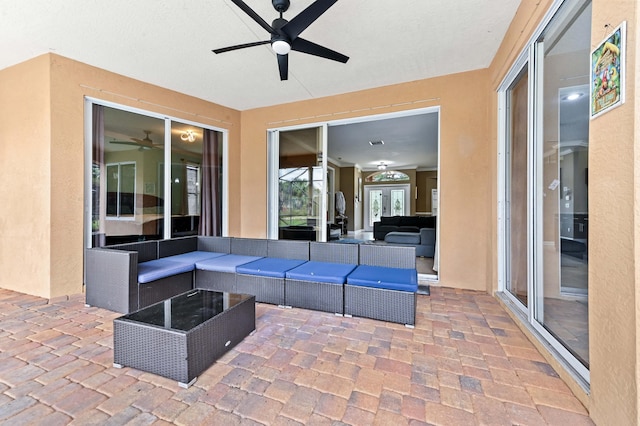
[{"xmin": 213, "ymin": 0, "xmax": 349, "ymax": 80}]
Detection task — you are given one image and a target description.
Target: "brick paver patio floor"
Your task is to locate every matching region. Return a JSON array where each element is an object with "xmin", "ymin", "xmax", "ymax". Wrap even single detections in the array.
[{"xmin": 0, "ymin": 287, "xmax": 593, "ymax": 425}]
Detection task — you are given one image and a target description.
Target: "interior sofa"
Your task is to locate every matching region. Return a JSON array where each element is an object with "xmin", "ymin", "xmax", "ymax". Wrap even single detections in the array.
[
  {"xmin": 373, "ymin": 215, "xmax": 436, "ymax": 240},
  {"xmin": 384, "ymin": 228, "xmax": 435, "ymax": 257},
  {"xmin": 85, "ymin": 236, "xmax": 418, "ymax": 325},
  {"xmin": 279, "ymin": 224, "xmax": 340, "ymax": 241}
]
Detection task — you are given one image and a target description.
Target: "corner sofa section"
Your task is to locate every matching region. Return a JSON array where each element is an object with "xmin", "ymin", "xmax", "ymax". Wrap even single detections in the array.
[
  {"xmin": 373, "ymin": 215, "xmax": 436, "ymax": 240},
  {"xmin": 85, "ymin": 236, "xmax": 419, "ymax": 325}
]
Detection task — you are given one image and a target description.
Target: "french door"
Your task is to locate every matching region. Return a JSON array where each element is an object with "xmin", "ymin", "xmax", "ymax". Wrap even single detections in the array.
[{"xmin": 363, "ymin": 184, "xmax": 410, "ymax": 231}]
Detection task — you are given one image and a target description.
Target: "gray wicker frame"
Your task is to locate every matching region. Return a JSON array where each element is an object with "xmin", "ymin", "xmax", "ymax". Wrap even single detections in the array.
[
  {"xmin": 236, "ymin": 274, "xmax": 284, "ymax": 305},
  {"xmin": 195, "ymin": 270, "xmax": 237, "ymax": 293},
  {"xmin": 267, "ymin": 240, "xmax": 310, "ymax": 260},
  {"xmin": 344, "ymin": 243, "xmax": 417, "ymax": 326},
  {"xmin": 358, "ymin": 244, "xmax": 416, "ymax": 268},
  {"xmin": 231, "ymin": 238, "xmax": 268, "ymax": 256},
  {"xmin": 284, "ymin": 242, "xmax": 357, "ymax": 314},
  {"xmin": 113, "ymin": 291, "xmax": 255, "ymax": 386},
  {"xmin": 85, "ymin": 240, "xmax": 196, "ymax": 314},
  {"xmin": 85, "ymin": 247, "xmax": 139, "ymax": 314},
  {"xmin": 344, "ymin": 285, "xmax": 416, "ymax": 326},
  {"xmin": 235, "ymin": 240, "xmax": 310, "ymax": 305},
  {"xmin": 285, "ymin": 279, "xmax": 344, "ymax": 314},
  {"xmin": 158, "ymin": 236, "xmax": 198, "ymax": 258},
  {"xmin": 197, "ymin": 236, "xmax": 231, "ymax": 253}
]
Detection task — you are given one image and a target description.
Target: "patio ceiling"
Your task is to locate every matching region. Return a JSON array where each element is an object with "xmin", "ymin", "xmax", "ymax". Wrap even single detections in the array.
[{"xmin": 1, "ymin": 0, "xmax": 522, "ymax": 111}]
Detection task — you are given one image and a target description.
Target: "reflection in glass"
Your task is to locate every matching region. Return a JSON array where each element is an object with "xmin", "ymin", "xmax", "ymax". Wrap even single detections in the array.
[
  {"xmin": 92, "ymin": 106, "xmax": 165, "ymax": 246},
  {"xmin": 91, "ymin": 105, "xmax": 224, "ymax": 246},
  {"xmin": 505, "ymin": 67, "xmax": 529, "ymax": 306},
  {"xmin": 538, "ymin": 3, "xmax": 591, "ymax": 367},
  {"xmin": 278, "ymin": 128, "xmax": 324, "ymax": 241}
]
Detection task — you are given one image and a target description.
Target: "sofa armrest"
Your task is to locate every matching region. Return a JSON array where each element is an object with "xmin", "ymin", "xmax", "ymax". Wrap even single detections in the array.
[
  {"xmin": 85, "ymin": 248, "xmax": 138, "ymax": 314},
  {"xmin": 419, "ymin": 228, "xmax": 436, "ymax": 246}
]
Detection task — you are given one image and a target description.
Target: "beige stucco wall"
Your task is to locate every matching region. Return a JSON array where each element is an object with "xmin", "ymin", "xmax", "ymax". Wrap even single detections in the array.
[
  {"xmin": 488, "ymin": 0, "xmax": 639, "ymax": 423},
  {"xmin": 0, "ymin": 54, "xmax": 241, "ymax": 298},
  {"xmin": 0, "ymin": 55, "xmax": 52, "ymax": 298},
  {"xmin": 588, "ymin": 1, "xmax": 638, "ymax": 424},
  {"xmin": 240, "ymin": 69, "xmax": 491, "ymax": 291}
]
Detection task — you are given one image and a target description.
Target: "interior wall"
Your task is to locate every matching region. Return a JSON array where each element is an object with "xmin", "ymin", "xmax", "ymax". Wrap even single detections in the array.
[
  {"xmin": 240, "ymin": 69, "xmax": 491, "ymax": 291},
  {"xmin": 0, "ymin": 53, "xmax": 241, "ymax": 298},
  {"xmin": 0, "ymin": 55, "xmax": 52, "ymax": 298},
  {"xmin": 416, "ymin": 170, "xmax": 437, "ymax": 214},
  {"xmin": 488, "ymin": 0, "xmax": 639, "ymax": 423}
]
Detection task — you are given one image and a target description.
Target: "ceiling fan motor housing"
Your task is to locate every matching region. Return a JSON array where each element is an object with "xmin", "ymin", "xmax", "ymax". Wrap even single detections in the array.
[{"xmin": 272, "ymin": 0, "xmax": 290, "ymax": 13}]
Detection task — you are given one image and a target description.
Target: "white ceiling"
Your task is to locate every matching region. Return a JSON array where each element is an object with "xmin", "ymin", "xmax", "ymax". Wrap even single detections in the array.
[{"xmin": 1, "ymin": 0, "xmax": 522, "ymax": 111}]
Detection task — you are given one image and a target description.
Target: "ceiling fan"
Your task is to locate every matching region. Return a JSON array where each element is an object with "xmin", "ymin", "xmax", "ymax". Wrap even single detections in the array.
[
  {"xmin": 213, "ymin": 0, "xmax": 349, "ymax": 80},
  {"xmin": 109, "ymin": 130, "xmax": 158, "ymax": 150}
]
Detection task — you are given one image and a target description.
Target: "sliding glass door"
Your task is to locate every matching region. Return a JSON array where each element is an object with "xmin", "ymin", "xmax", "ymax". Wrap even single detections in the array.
[
  {"xmin": 87, "ymin": 101, "xmax": 226, "ymax": 247},
  {"xmin": 268, "ymin": 125, "xmax": 328, "ymax": 241},
  {"xmin": 499, "ymin": 0, "xmax": 591, "ymax": 381}
]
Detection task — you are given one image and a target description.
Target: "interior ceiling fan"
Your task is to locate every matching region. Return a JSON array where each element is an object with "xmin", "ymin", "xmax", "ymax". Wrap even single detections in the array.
[
  {"xmin": 213, "ymin": 0, "xmax": 349, "ymax": 80},
  {"xmin": 109, "ymin": 130, "xmax": 158, "ymax": 150}
]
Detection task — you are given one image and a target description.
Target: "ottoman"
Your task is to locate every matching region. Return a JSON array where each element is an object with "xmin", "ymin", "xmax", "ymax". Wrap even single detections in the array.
[{"xmin": 384, "ymin": 231, "xmax": 421, "ymax": 245}]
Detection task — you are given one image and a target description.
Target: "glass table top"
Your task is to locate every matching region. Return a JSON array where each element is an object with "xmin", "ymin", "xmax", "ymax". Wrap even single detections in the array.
[{"xmin": 120, "ymin": 290, "xmax": 253, "ymax": 332}]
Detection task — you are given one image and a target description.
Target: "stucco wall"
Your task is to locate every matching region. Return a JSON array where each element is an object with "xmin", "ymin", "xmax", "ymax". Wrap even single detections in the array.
[
  {"xmin": 240, "ymin": 69, "xmax": 491, "ymax": 291},
  {"xmin": 588, "ymin": 1, "xmax": 638, "ymax": 424},
  {"xmin": 0, "ymin": 54, "xmax": 241, "ymax": 298},
  {"xmin": 0, "ymin": 55, "xmax": 52, "ymax": 298}
]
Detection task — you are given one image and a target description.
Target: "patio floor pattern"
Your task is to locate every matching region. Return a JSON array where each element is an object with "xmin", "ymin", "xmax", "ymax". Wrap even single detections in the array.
[{"xmin": 0, "ymin": 287, "xmax": 593, "ymax": 425}]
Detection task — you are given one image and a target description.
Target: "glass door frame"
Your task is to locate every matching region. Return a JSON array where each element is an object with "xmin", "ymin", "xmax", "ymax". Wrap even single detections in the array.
[
  {"xmin": 267, "ymin": 124, "xmax": 329, "ymax": 241},
  {"xmin": 497, "ymin": 0, "xmax": 591, "ymax": 384},
  {"xmin": 83, "ymin": 97, "xmax": 229, "ymax": 248}
]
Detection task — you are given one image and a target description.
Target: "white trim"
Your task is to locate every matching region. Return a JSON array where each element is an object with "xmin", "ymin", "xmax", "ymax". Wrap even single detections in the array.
[
  {"xmin": 163, "ymin": 119, "xmax": 172, "ymax": 239},
  {"xmin": 266, "ymin": 130, "xmax": 279, "ymax": 239},
  {"xmin": 83, "ymin": 98, "xmax": 94, "ymax": 249}
]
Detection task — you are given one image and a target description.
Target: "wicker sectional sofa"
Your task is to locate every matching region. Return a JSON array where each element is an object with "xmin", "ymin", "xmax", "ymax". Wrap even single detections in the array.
[{"xmin": 85, "ymin": 236, "xmax": 418, "ymax": 325}]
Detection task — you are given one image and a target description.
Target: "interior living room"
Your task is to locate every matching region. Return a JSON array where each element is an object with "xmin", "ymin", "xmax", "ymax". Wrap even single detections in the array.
[
  {"xmin": 1, "ymin": 1, "xmax": 639, "ymax": 425},
  {"xmin": 275, "ymin": 110, "xmax": 439, "ymax": 277}
]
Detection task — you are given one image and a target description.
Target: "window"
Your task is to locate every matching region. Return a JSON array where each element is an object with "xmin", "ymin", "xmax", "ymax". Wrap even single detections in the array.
[
  {"xmin": 106, "ymin": 162, "xmax": 136, "ymax": 218},
  {"xmin": 365, "ymin": 170, "xmax": 410, "ymax": 182}
]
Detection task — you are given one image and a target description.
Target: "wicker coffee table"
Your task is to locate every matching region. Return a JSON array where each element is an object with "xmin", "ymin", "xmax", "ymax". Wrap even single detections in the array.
[{"xmin": 113, "ymin": 289, "xmax": 255, "ymax": 387}]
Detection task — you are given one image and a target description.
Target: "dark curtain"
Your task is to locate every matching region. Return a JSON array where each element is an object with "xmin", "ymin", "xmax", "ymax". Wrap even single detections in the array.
[
  {"xmin": 92, "ymin": 105, "xmax": 106, "ymax": 247},
  {"xmin": 199, "ymin": 129, "xmax": 221, "ymax": 236}
]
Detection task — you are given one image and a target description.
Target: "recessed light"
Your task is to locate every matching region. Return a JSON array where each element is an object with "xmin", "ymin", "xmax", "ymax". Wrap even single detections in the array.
[{"xmin": 563, "ymin": 92, "xmax": 583, "ymax": 101}]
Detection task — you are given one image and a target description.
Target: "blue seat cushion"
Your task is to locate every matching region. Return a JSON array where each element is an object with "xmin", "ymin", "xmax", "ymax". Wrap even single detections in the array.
[
  {"xmin": 236, "ymin": 258, "xmax": 308, "ymax": 278},
  {"xmin": 347, "ymin": 265, "xmax": 418, "ymax": 292},
  {"xmin": 195, "ymin": 254, "xmax": 264, "ymax": 273},
  {"xmin": 286, "ymin": 261, "xmax": 356, "ymax": 284},
  {"xmin": 163, "ymin": 251, "xmax": 227, "ymax": 264},
  {"xmin": 137, "ymin": 258, "xmax": 195, "ymax": 284}
]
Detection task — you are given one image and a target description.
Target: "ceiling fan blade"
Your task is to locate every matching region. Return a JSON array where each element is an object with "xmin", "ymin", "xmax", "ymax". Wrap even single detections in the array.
[
  {"xmin": 277, "ymin": 53, "xmax": 288, "ymax": 81},
  {"xmin": 230, "ymin": 0, "xmax": 275, "ymax": 33},
  {"xmin": 213, "ymin": 40, "xmax": 270, "ymax": 54},
  {"xmin": 110, "ymin": 140, "xmax": 142, "ymax": 147},
  {"xmin": 282, "ymin": 0, "xmax": 337, "ymax": 40},
  {"xmin": 291, "ymin": 37, "xmax": 349, "ymax": 63}
]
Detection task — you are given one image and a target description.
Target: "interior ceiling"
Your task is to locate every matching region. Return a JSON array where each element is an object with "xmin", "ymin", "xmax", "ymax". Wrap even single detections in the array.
[
  {"xmin": 1, "ymin": 0, "xmax": 522, "ymax": 111},
  {"xmin": 279, "ymin": 113, "xmax": 439, "ymax": 171}
]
